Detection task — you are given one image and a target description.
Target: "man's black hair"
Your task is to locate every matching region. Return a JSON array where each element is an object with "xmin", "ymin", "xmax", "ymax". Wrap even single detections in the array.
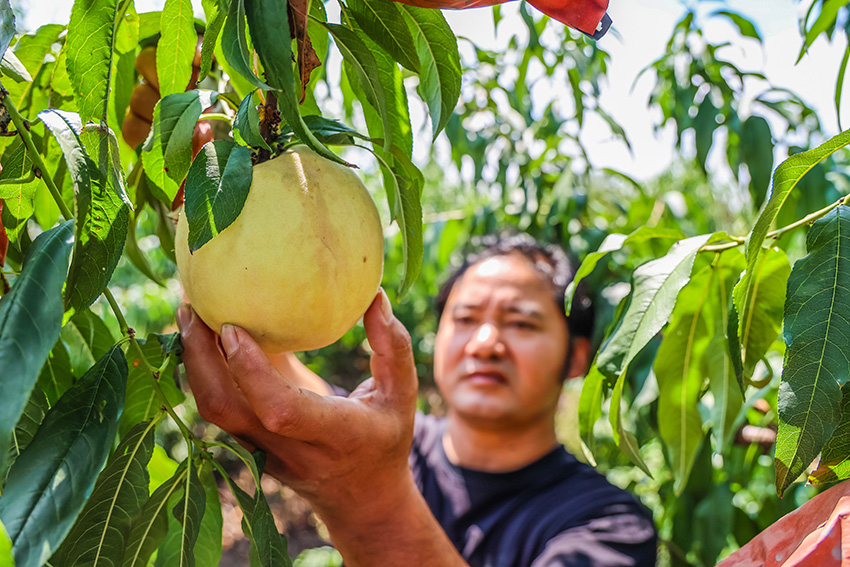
[{"xmin": 435, "ymin": 233, "xmax": 594, "ymax": 340}]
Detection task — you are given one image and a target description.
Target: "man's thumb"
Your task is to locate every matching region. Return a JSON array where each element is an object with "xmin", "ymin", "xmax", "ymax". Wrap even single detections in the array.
[{"xmin": 363, "ymin": 289, "xmax": 417, "ymax": 399}]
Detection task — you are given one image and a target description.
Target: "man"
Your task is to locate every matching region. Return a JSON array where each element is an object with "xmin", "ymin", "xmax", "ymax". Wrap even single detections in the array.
[{"xmin": 177, "ymin": 234, "xmax": 656, "ymax": 566}]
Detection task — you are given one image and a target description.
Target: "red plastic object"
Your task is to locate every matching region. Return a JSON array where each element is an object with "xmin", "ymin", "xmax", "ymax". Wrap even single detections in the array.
[
  {"xmin": 388, "ymin": 0, "xmax": 609, "ymax": 37},
  {"xmin": 718, "ymin": 480, "xmax": 850, "ymax": 567}
]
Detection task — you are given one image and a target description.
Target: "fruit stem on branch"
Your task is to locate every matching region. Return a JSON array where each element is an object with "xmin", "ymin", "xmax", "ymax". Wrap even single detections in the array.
[{"xmin": 258, "ymin": 91, "xmax": 280, "ymax": 162}]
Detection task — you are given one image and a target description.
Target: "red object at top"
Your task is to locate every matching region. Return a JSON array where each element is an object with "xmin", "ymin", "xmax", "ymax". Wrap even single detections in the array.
[{"xmin": 390, "ymin": 0, "xmax": 610, "ymax": 38}]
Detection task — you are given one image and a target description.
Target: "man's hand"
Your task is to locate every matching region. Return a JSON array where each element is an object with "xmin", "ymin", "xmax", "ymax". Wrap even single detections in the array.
[{"xmin": 177, "ymin": 290, "xmax": 416, "ymax": 505}]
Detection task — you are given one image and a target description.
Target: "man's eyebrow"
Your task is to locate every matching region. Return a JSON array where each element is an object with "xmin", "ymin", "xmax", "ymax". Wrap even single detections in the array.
[{"xmin": 505, "ymin": 305, "xmax": 544, "ymax": 318}]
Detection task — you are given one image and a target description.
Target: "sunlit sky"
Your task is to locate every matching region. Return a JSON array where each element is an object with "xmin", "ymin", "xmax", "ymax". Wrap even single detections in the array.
[{"xmin": 20, "ymin": 0, "xmax": 848, "ymax": 180}]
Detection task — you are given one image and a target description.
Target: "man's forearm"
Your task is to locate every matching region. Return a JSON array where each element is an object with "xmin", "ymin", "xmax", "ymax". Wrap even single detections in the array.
[{"xmin": 314, "ymin": 472, "xmax": 468, "ymax": 567}]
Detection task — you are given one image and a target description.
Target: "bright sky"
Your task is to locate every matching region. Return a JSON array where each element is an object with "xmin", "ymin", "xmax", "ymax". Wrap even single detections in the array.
[{"xmin": 20, "ymin": 0, "xmax": 848, "ymax": 180}]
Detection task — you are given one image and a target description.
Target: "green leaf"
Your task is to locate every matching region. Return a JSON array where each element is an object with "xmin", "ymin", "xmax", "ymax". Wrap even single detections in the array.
[
  {"xmin": 37, "ymin": 339, "xmax": 74, "ymax": 406},
  {"xmin": 739, "ymin": 130, "xmax": 850, "ymax": 338},
  {"xmin": 367, "ymin": 147, "xmax": 422, "ymax": 297},
  {"xmin": 711, "ymin": 10, "xmax": 762, "ymax": 42},
  {"xmin": 740, "ymin": 115, "xmax": 774, "ymax": 210},
  {"xmin": 654, "ymin": 264, "xmax": 715, "ymax": 493},
  {"xmin": 244, "ymin": 0, "xmax": 347, "ymax": 166},
  {"xmin": 6, "ymin": 386, "xmax": 48, "ymax": 474},
  {"xmin": 344, "ymin": 16, "xmax": 412, "ymax": 158},
  {"xmin": 114, "ymin": 50, "xmax": 136, "ymax": 129},
  {"xmin": 61, "ymin": 308, "xmax": 116, "ymax": 378},
  {"xmin": 0, "ymin": 0, "xmax": 15, "ymax": 60},
  {"xmin": 0, "ymin": 345, "xmax": 127, "ymax": 567},
  {"xmin": 597, "ymin": 234, "xmax": 712, "ymax": 379},
  {"xmin": 43, "ymin": 111, "xmax": 131, "ymax": 318},
  {"xmin": 233, "ymin": 90, "xmax": 271, "ymax": 150},
  {"xmin": 797, "ymin": 0, "xmax": 843, "ymax": 63},
  {"xmin": 122, "ymin": 462, "xmax": 189, "ymax": 567},
  {"xmin": 51, "ymin": 419, "xmax": 160, "ymax": 567},
  {"xmin": 154, "ymin": 462, "xmax": 206, "ymax": 567},
  {"xmin": 120, "ymin": 334, "xmax": 185, "ymax": 438},
  {"xmin": 147, "ymin": 445, "xmax": 179, "ymax": 494},
  {"xmin": 693, "ymin": 96, "xmax": 718, "ymax": 174},
  {"xmin": 125, "ymin": 204, "xmax": 166, "ymax": 286},
  {"xmin": 220, "ymin": 0, "xmax": 270, "ymax": 91},
  {"xmin": 0, "ymin": 220, "xmax": 73, "ymax": 479},
  {"xmin": 565, "ymin": 226, "xmax": 685, "ymax": 314},
  {"xmin": 194, "ymin": 465, "xmax": 223, "ymax": 567},
  {"xmin": 4, "ymin": 24, "xmax": 64, "ymax": 112},
  {"xmin": 347, "ymin": 0, "xmax": 419, "ymax": 73},
  {"xmin": 142, "ymin": 90, "xmax": 218, "ymax": 201},
  {"xmin": 732, "ymin": 247, "xmax": 790, "ymax": 379},
  {"xmin": 577, "ymin": 362, "xmax": 606, "ymax": 461},
  {"xmin": 398, "ymin": 4, "xmax": 460, "ymax": 138},
  {"xmin": 199, "ymin": 0, "xmax": 226, "ymax": 81},
  {"xmin": 183, "ymin": 139, "xmax": 252, "ymax": 252},
  {"xmin": 776, "ymin": 205, "xmax": 850, "ymax": 496},
  {"xmin": 0, "ymin": 136, "xmax": 40, "ymax": 220},
  {"xmin": 608, "ymin": 368, "xmax": 652, "ymax": 477},
  {"xmin": 66, "ymin": 0, "xmax": 118, "ymax": 123},
  {"xmin": 158, "ymin": 0, "xmax": 196, "ymax": 97},
  {"xmin": 706, "ymin": 250, "xmax": 746, "ymax": 453},
  {"xmin": 0, "ymin": 521, "xmax": 10, "ymax": 567},
  {"xmin": 810, "ymin": 382, "xmax": 850, "ymax": 485},
  {"xmin": 114, "ymin": 2, "xmax": 139, "ymax": 54},
  {"xmin": 323, "ymin": 23, "xmax": 391, "ymax": 151},
  {"xmin": 1, "ymin": 51, "xmax": 32, "ymax": 83}
]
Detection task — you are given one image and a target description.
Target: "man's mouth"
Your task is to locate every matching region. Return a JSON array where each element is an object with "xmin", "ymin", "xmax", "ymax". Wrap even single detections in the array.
[{"xmin": 462, "ymin": 369, "xmax": 508, "ymax": 385}]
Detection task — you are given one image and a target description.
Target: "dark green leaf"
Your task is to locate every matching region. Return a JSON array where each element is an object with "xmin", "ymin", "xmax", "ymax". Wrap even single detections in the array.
[
  {"xmin": 323, "ymin": 23, "xmax": 391, "ymax": 151},
  {"xmin": 810, "ymin": 382, "xmax": 850, "ymax": 485},
  {"xmin": 740, "ymin": 115, "xmax": 774, "ymax": 209},
  {"xmin": 577, "ymin": 363, "xmax": 606, "ymax": 462},
  {"xmin": 51, "ymin": 419, "xmax": 159, "ymax": 567},
  {"xmin": 244, "ymin": 0, "xmax": 347, "ymax": 166},
  {"xmin": 0, "ymin": 345, "xmax": 127, "ymax": 567},
  {"xmin": 120, "ymin": 334, "xmax": 185, "ymax": 438},
  {"xmin": 142, "ymin": 90, "xmax": 218, "ymax": 201},
  {"xmin": 125, "ymin": 205, "xmax": 166, "ymax": 286},
  {"xmin": 114, "ymin": 50, "xmax": 136, "ymax": 130},
  {"xmin": 233, "ymin": 90, "xmax": 271, "ymax": 150},
  {"xmin": 347, "ymin": 0, "xmax": 419, "ymax": 73},
  {"xmin": 154, "ymin": 462, "xmax": 206, "ymax": 567},
  {"xmin": 158, "ymin": 0, "xmax": 196, "ymax": 97},
  {"xmin": 37, "ymin": 339, "xmax": 74, "ymax": 405},
  {"xmin": 123, "ymin": 462, "xmax": 188, "ymax": 567},
  {"xmin": 183, "ymin": 139, "xmax": 252, "ymax": 252},
  {"xmin": 732, "ymin": 247, "xmax": 789, "ymax": 379},
  {"xmin": 776, "ymin": 205, "xmax": 850, "ymax": 496},
  {"xmin": 0, "ymin": 220, "xmax": 73, "ymax": 479},
  {"xmin": 6, "ymin": 386, "xmax": 48, "ymax": 474},
  {"xmin": 597, "ymin": 234, "xmax": 712, "ymax": 379},
  {"xmin": 398, "ymin": 4, "xmax": 460, "ymax": 138},
  {"xmin": 61, "ymin": 308, "xmax": 116, "ymax": 378},
  {"xmin": 66, "ymin": 0, "xmax": 118, "ymax": 123},
  {"xmin": 283, "ymin": 114, "xmax": 370, "ymax": 146},
  {"xmin": 739, "ymin": 130, "xmax": 850, "ymax": 338},
  {"xmin": 0, "ymin": 0, "xmax": 15, "ymax": 60}
]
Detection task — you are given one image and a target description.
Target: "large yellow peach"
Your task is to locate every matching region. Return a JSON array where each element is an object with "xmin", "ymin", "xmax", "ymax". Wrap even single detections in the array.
[{"xmin": 175, "ymin": 145, "xmax": 384, "ymax": 353}]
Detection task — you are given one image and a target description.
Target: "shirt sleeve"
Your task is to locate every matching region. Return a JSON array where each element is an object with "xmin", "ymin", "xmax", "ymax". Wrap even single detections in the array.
[{"xmin": 529, "ymin": 512, "xmax": 657, "ymax": 567}]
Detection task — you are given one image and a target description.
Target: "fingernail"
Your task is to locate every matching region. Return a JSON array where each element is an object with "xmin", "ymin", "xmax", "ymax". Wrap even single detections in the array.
[
  {"xmin": 176, "ymin": 304, "xmax": 192, "ymax": 330},
  {"xmin": 221, "ymin": 324, "xmax": 239, "ymax": 357},
  {"xmin": 380, "ymin": 288, "xmax": 393, "ymax": 322}
]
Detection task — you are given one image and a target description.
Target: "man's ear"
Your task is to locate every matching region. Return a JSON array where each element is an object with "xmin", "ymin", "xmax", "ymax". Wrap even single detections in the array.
[{"xmin": 565, "ymin": 337, "xmax": 591, "ymax": 379}]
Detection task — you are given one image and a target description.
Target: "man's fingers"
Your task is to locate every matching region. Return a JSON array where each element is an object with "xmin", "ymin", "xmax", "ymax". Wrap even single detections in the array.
[
  {"xmin": 363, "ymin": 290, "xmax": 417, "ymax": 405},
  {"xmin": 221, "ymin": 324, "xmax": 346, "ymax": 442},
  {"xmin": 177, "ymin": 304, "xmax": 262, "ymax": 435}
]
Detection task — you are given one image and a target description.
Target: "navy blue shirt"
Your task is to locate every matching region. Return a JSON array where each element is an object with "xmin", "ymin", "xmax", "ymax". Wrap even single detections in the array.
[{"xmin": 410, "ymin": 414, "xmax": 657, "ymax": 567}]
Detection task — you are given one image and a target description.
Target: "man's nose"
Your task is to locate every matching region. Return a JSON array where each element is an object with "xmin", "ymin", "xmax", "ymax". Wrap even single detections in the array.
[{"xmin": 466, "ymin": 323, "xmax": 506, "ymax": 358}]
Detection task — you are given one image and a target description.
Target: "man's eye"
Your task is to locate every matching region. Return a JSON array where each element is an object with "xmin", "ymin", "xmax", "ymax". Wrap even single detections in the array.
[
  {"xmin": 509, "ymin": 320, "xmax": 537, "ymax": 330},
  {"xmin": 454, "ymin": 315, "xmax": 476, "ymax": 325}
]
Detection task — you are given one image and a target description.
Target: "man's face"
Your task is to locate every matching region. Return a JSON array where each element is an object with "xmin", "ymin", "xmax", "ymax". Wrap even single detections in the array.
[{"xmin": 433, "ymin": 253, "xmax": 571, "ymax": 429}]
